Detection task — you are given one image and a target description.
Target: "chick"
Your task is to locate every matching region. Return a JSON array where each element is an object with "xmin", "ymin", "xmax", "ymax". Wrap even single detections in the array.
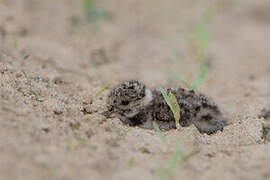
[{"xmin": 104, "ymin": 80, "xmax": 228, "ymax": 135}]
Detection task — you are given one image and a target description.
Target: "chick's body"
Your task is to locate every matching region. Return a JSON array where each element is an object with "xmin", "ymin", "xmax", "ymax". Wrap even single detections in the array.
[{"xmin": 105, "ymin": 80, "xmax": 228, "ymax": 135}]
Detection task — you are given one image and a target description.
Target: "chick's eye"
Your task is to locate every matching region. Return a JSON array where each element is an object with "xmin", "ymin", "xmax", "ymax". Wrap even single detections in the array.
[{"xmin": 121, "ymin": 100, "xmax": 130, "ymax": 105}]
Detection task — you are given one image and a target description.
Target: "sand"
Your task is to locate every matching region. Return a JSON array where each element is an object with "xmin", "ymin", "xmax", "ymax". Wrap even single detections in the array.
[{"xmin": 1, "ymin": 0, "xmax": 270, "ymax": 179}]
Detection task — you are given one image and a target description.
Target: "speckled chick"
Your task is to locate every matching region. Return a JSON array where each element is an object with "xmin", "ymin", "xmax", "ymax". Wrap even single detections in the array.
[{"xmin": 104, "ymin": 80, "xmax": 228, "ymax": 135}]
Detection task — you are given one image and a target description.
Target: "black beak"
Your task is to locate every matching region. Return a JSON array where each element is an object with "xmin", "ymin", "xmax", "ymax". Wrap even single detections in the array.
[{"xmin": 101, "ymin": 104, "xmax": 115, "ymax": 118}]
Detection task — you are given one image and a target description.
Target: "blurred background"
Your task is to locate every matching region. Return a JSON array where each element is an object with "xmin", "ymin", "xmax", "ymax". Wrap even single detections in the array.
[
  {"xmin": 1, "ymin": 0, "xmax": 269, "ymax": 88},
  {"xmin": 1, "ymin": 0, "xmax": 270, "ymax": 180}
]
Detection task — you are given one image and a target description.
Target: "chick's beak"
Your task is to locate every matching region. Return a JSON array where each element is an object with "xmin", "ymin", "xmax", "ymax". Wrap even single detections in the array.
[
  {"xmin": 101, "ymin": 105, "xmax": 114, "ymax": 118},
  {"xmin": 101, "ymin": 110, "xmax": 113, "ymax": 118}
]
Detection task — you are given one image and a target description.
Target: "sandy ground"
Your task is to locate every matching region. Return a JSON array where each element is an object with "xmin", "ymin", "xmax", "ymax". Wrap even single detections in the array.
[{"xmin": 1, "ymin": 0, "xmax": 270, "ymax": 180}]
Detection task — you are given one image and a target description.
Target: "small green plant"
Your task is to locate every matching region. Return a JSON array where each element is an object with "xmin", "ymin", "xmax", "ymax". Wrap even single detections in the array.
[
  {"xmin": 168, "ymin": 67, "xmax": 190, "ymax": 88},
  {"xmin": 22, "ymin": 54, "xmax": 30, "ymax": 60},
  {"xmin": 166, "ymin": 141, "xmax": 184, "ymax": 175},
  {"xmin": 72, "ymin": 131, "xmax": 87, "ymax": 143},
  {"xmin": 119, "ymin": 126, "xmax": 132, "ymax": 137},
  {"xmin": 181, "ymin": 146, "xmax": 200, "ymax": 162},
  {"xmin": 190, "ymin": 65, "xmax": 208, "ymax": 90},
  {"xmin": 95, "ymin": 83, "xmax": 110, "ymax": 97},
  {"xmin": 152, "ymin": 121, "xmax": 198, "ymax": 180},
  {"xmin": 152, "ymin": 122, "xmax": 182, "ymax": 180},
  {"xmin": 14, "ymin": 39, "xmax": 19, "ymax": 48},
  {"xmin": 81, "ymin": 0, "xmax": 108, "ymax": 23},
  {"xmin": 127, "ymin": 157, "xmax": 135, "ymax": 168},
  {"xmin": 189, "ymin": 5, "xmax": 213, "ymax": 64},
  {"xmin": 155, "ymin": 134, "xmax": 199, "ymax": 180},
  {"xmin": 160, "ymin": 88, "xmax": 181, "ymax": 129},
  {"xmin": 169, "ymin": 64, "xmax": 208, "ymax": 90},
  {"xmin": 69, "ymin": 122, "xmax": 86, "ymax": 143},
  {"xmin": 66, "ymin": 140, "xmax": 73, "ymax": 150},
  {"xmin": 169, "ymin": 6, "xmax": 212, "ymax": 90},
  {"xmin": 153, "ymin": 121, "xmax": 168, "ymax": 145}
]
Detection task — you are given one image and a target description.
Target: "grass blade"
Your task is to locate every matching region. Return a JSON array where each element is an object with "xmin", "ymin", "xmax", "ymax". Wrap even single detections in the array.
[
  {"xmin": 160, "ymin": 88, "xmax": 181, "ymax": 128},
  {"xmin": 95, "ymin": 83, "xmax": 110, "ymax": 97},
  {"xmin": 190, "ymin": 65, "xmax": 208, "ymax": 90},
  {"xmin": 168, "ymin": 67, "xmax": 190, "ymax": 88},
  {"xmin": 168, "ymin": 141, "xmax": 183, "ymax": 173},
  {"xmin": 153, "ymin": 121, "xmax": 168, "ymax": 145},
  {"xmin": 81, "ymin": 0, "xmax": 108, "ymax": 22},
  {"xmin": 156, "ymin": 140, "xmax": 184, "ymax": 180},
  {"xmin": 14, "ymin": 40, "xmax": 19, "ymax": 48},
  {"xmin": 160, "ymin": 88, "xmax": 174, "ymax": 112},
  {"xmin": 168, "ymin": 92, "xmax": 181, "ymax": 129},
  {"xmin": 119, "ymin": 127, "xmax": 132, "ymax": 137}
]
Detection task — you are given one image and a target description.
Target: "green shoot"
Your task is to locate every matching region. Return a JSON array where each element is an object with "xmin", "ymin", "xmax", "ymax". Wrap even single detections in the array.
[
  {"xmin": 23, "ymin": 54, "xmax": 30, "ymax": 60},
  {"xmin": 160, "ymin": 88, "xmax": 181, "ymax": 129},
  {"xmin": 155, "ymin": 135, "xmax": 199, "ymax": 180},
  {"xmin": 66, "ymin": 140, "xmax": 73, "ymax": 150},
  {"xmin": 160, "ymin": 88, "xmax": 174, "ymax": 112},
  {"xmin": 127, "ymin": 157, "xmax": 135, "ymax": 168},
  {"xmin": 190, "ymin": 5, "xmax": 213, "ymax": 63},
  {"xmin": 182, "ymin": 146, "xmax": 200, "ymax": 162},
  {"xmin": 182, "ymin": 131, "xmax": 192, "ymax": 140},
  {"xmin": 168, "ymin": 93, "xmax": 181, "ymax": 129},
  {"xmin": 14, "ymin": 39, "xmax": 19, "ymax": 48},
  {"xmin": 119, "ymin": 127, "xmax": 132, "ymax": 137},
  {"xmin": 193, "ymin": 22, "xmax": 210, "ymax": 63},
  {"xmin": 69, "ymin": 122, "xmax": 86, "ymax": 143},
  {"xmin": 95, "ymin": 83, "xmax": 110, "ymax": 97},
  {"xmin": 169, "ymin": 63, "xmax": 208, "ymax": 90},
  {"xmin": 190, "ymin": 65, "xmax": 208, "ymax": 90},
  {"xmin": 168, "ymin": 141, "xmax": 183, "ymax": 172},
  {"xmin": 72, "ymin": 131, "xmax": 87, "ymax": 143},
  {"xmin": 168, "ymin": 6, "xmax": 212, "ymax": 90},
  {"xmin": 156, "ymin": 140, "xmax": 184, "ymax": 180},
  {"xmin": 156, "ymin": 167, "xmax": 170, "ymax": 180},
  {"xmin": 152, "ymin": 121, "xmax": 168, "ymax": 145},
  {"xmin": 81, "ymin": 0, "xmax": 108, "ymax": 22},
  {"xmin": 168, "ymin": 66, "xmax": 190, "ymax": 88}
]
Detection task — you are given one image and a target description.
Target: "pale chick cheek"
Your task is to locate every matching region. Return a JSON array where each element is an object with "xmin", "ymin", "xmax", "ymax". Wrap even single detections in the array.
[{"xmin": 143, "ymin": 89, "xmax": 153, "ymax": 106}]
